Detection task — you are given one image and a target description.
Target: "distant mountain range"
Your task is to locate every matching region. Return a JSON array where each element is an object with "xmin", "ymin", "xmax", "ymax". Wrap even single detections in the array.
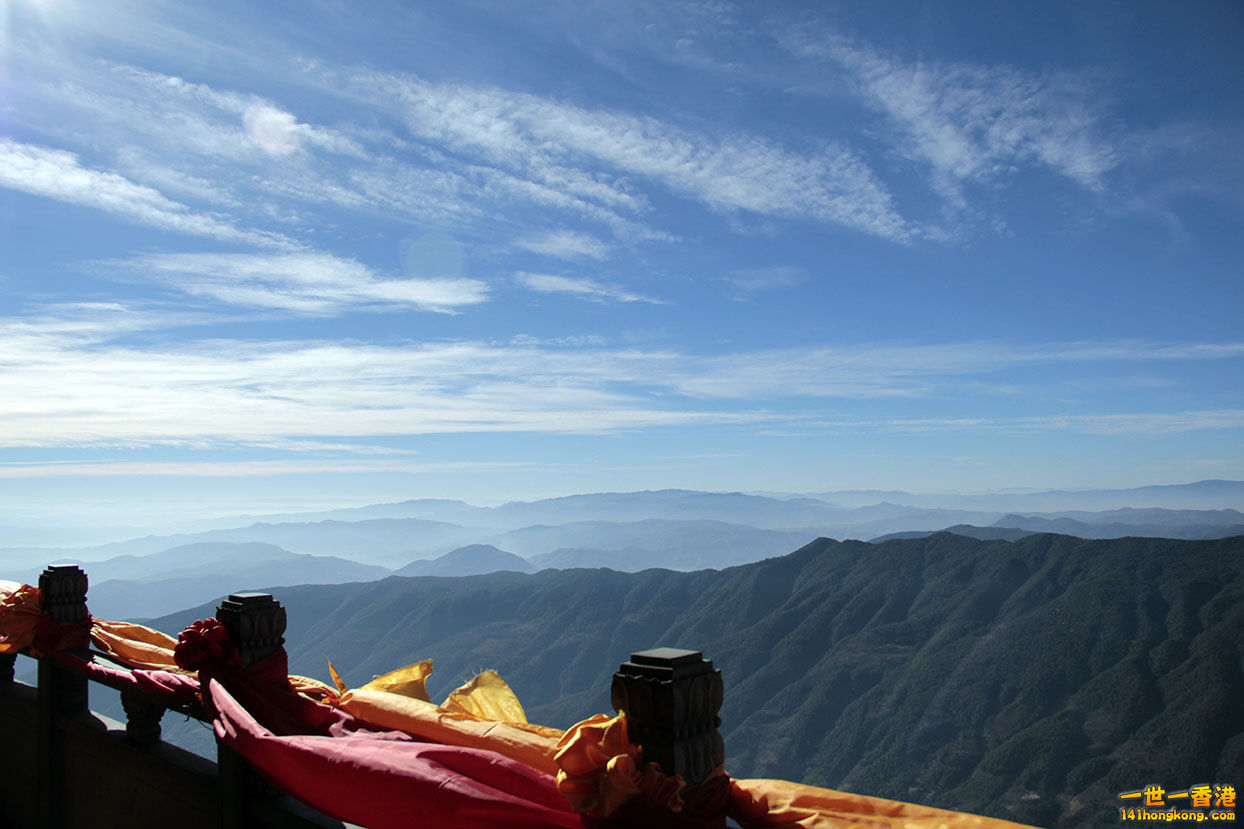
[
  {"xmin": 4, "ymin": 484, "xmax": 1242, "ymax": 625},
  {"xmin": 800, "ymin": 479, "xmax": 1244, "ymax": 511},
  {"xmin": 873, "ymin": 509, "xmax": 1244, "ymax": 544},
  {"xmin": 37, "ymin": 542, "xmax": 391, "ymax": 620},
  {"xmin": 143, "ymin": 532, "xmax": 1244, "ymax": 829},
  {"xmin": 872, "ymin": 525, "xmax": 1038, "ymax": 543},
  {"xmin": 166, "ymin": 480, "xmax": 1244, "ymax": 528},
  {"xmin": 395, "ymin": 544, "xmax": 534, "ymax": 577},
  {"xmin": 8, "ymin": 482, "xmax": 1241, "ymax": 575},
  {"xmin": 488, "ymin": 519, "xmax": 812, "ymax": 570},
  {"xmin": 31, "ymin": 517, "xmax": 491, "ymax": 568}
]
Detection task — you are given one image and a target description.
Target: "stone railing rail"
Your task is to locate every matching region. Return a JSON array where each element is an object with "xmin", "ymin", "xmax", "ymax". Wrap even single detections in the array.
[{"xmin": 0, "ymin": 564, "xmax": 726, "ymax": 829}]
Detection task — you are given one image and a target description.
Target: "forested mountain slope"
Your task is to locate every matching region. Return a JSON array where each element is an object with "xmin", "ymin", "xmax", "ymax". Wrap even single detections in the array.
[{"xmin": 151, "ymin": 532, "xmax": 1244, "ymax": 828}]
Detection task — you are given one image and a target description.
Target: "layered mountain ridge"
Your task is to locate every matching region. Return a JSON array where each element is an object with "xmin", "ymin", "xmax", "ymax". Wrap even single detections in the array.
[{"xmin": 143, "ymin": 531, "xmax": 1244, "ymax": 829}]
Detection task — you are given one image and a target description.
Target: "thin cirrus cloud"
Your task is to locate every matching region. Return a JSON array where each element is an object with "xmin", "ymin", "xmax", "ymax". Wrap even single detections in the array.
[
  {"xmin": 105, "ymin": 65, "xmax": 370, "ymax": 162},
  {"xmin": 19, "ymin": 46, "xmax": 915, "ymax": 249},
  {"xmin": 666, "ymin": 340, "xmax": 1244, "ymax": 399},
  {"xmin": 517, "ymin": 230, "xmax": 610, "ymax": 260},
  {"xmin": 77, "ymin": 63, "xmax": 659, "ymax": 240},
  {"xmin": 353, "ymin": 69, "xmax": 914, "ymax": 242},
  {"xmin": 116, "ymin": 252, "xmax": 491, "ymax": 315},
  {"xmin": 2, "ymin": 302, "xmax": 1241, "ymax": 450},
  {"xmin": 515, "ymin": 272, "xmax": 664, "ymax": 304},
  {"xmin": 787, "ymin": 34, "xmax": 1118, "ymax": 205},
  {"xmin": 12, "ymin": 62, "xmax": 406, "ymax": 226},
  {"xmin": 0, "ymin": 336, "xmax": 743, "ymax": 451},
  {"xmin": 29, "ymin": 58, "xmax": 655, "ymax": 240},
  {"xmin": 795, "ymin": 410, "xmax": 1244, "ymax": 437},
  {"xmin": 0, "ymin": 458, "xmax": 543, "ymax": 480},
  {"xmin": 0, "ymin": 139, "xmax": 293, "ymax": 248}
]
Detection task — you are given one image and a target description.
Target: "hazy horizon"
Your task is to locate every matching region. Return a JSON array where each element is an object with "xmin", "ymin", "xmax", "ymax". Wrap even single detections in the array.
[
  {"xmin": 3, "ymin": 1, "xmax": 1241, "ymax": 532},
  {"xmin": 4, "ymin": 478, "xmax": 1242, "ymax": 555}
]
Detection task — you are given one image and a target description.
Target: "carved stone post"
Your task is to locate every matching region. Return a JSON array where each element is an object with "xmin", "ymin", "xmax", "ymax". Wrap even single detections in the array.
[
  {"xmin": 121, "ymin": 688, "xmax": 166, "ymax": 745},
  {"xmin": 37, "ymin": 564, "xmax": 90, "ymax": 715},
  {"xmin": 215, "ymin": 592, "xmax": 286, "ymax": 828},
  {"xmin": 611, "ymin": 647, "xmax": 724, "ymax": 789},
  {"xmin": 37, "ymin": 564, "xmax": 91, "ymax": 829},
  {"xmin": 217, "ymin": 592, "xmax": 286, "ymax": 668}
]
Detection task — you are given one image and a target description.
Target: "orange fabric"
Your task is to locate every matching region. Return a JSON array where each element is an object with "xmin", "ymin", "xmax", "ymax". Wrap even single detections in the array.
[
  {"xmin": 344, "ymin": 658, "xmax": 434, "ymax": 700},
  {"xmin": 335, "ymin": 663, "xmax": 562, "ymax": 776},
  {"xmin": 91, "ymin": 616, "xmax": 336, "ymax": 701},
  {"xmin": 442, "ymin": 669, "xmax": 531, "ymax": 723},
  {"xmin": 339, "ymin": 688, "xmax": 564, "ymax": 776},
  {"xmin": 554, "ymin": 711, "xmax": 685, "ymax": 818},
  {"xmin": 0, "ymin": 582, "xmax": 42, "ymax": 654},
  {"xmin": 728, "ymin": 779, "xmax": 1038, "ymax": 829},
  {"xmin": 91, "ymin": 618, "xmax": 190, "ymax": 672}
]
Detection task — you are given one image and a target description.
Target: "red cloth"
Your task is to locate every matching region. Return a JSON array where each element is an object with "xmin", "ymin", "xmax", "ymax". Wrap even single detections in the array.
[
  {"xmin": 49, "ymin": 649, "xmax": 201, "ymax": 701},
  {"xmin": 32, "ymin": 612, "xmax": 91, "ymax": 655},
  {"xmin": 57, "ymin": 619, "xmax": 588, "ymax": 827},
  {"xmin": 174, "ymin": 618, "xmax": 240, "ymax": 671},
  {"xmin": 198, "ymin": 647, "xmax": 352, "ymax": 736},
  {"xmin": 208, "ymin": 678, "xmax": 585, "ymax": 829}
]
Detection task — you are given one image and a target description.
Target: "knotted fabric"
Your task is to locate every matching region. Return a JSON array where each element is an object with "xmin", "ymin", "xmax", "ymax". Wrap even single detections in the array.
[
  {"xmin": 0, "ymin": 581, "xmax": 91, "ymax": 656},
  {"xmin": 174, "ymin": 618, "xmax": 240, "ymax": 672},
  {"xmin": 0, "ymin": 582, "xmax": 42, "ymax": 654},
  {"xmin": 554, "ymin": 711, "xmax": 690, "ymax": 821}
]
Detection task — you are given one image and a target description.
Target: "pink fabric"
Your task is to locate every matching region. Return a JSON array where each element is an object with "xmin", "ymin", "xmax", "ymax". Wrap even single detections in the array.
[
  {"xmin": 208, "ymin": 679, "xmax": 585, "ymax": 828},
  {"xmin": 49, "ymin": 649, "xmax": 200, "ymax": 701}
]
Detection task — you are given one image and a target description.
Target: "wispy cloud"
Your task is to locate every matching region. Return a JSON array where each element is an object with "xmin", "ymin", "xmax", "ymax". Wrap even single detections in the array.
[
  {"xmin": 114, "ymin": 252, "xmax": 490, "ymax": 315},
  {"xmin": 517, "ymin": 230, "xmax": 610, "ymax": 260},
  {"xmin": 107, "ymin": 65, "xmax": 368, "ymax": 162},
  {"xmin": 0, "ymin": 458, "xmax": 535, "ymax": 479},
  {"xmin": 10, "ymin": 60, "xmax": 486, "ymax": 236},
  {"xmin": 2, "ymin": 304, "xmax": 1240, "ymax": 451},
  {"xmin": 795, "ymin": 410, "xmax": 1244, "ymax": 437},
  {"xmin": 354, "ymin": 69, "xmax": 914, "ymax": 241},
  {"xmin": 657, "ymin": 340, "xmax": 1244, "ymax": 400},
  {"xmin": 12, "ymin": 39, "xmax": 912, "ymax": 252},
  {"xmin": 788, "ymin": 34, "xmax": 1118, "ymax": 207},
  {"xmin": 0, "ymin": 139, "xmax": 293, "ymax": 248},
  {"xmin": 516, "ymin": 272, "xmax": 664, "ymax": 304},
  {"xmin": 0, "ymin": 305, "xmax": 746, "ymax": 449}
]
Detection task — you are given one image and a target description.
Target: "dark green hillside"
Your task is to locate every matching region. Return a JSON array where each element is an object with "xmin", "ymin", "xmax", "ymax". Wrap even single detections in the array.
[{"xmin": 150, "ymin": 532, "xmax": 1244, "ymax": 828}]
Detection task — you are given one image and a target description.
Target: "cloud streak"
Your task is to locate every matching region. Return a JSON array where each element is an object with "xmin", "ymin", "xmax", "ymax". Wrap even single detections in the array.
[
  {"xmin": 0, "ymin": 458, "xmax": 531, "ymax": 479},
  {"xmin": 0, "ymin": 139, "xmax": 293, "ymax": 248},
  {"xmin": 516, "ymin": 272, "xmax": 663, "ymax": 304},
  {"xmin": 355, "ymin": 69, "xmax": 914, "ymax": 241},
  {"xmin": 1, "ymin": 304, "xmax": 1240, "ymax": 450},
  {"xmin": 517, "ymin": 230, "xmax": 610, "ymax": 260},
  {"xmin": 115, "ymin": 252, "xmax": 490, "ymax": 315},
  {"xmin": 788, "ymin": 33, "xmax": 1118, "ymax": 207}
]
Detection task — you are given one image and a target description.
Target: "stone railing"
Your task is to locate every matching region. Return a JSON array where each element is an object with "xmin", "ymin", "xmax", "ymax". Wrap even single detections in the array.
[{"xmin": 0, "ymin": 564, "xmax": 726, "ymax": 828}]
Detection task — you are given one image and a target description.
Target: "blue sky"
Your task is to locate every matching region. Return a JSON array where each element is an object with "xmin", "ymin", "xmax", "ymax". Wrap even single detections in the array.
[{"xmin": 2, "ymin": 0, "xmax": 1242, "ymax": 527}]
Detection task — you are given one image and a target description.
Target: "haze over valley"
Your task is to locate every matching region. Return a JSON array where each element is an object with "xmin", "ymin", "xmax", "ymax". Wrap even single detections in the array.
[{"xmin": 6, "ymin": 481, "xmax": 1242, "ymax": 621}]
